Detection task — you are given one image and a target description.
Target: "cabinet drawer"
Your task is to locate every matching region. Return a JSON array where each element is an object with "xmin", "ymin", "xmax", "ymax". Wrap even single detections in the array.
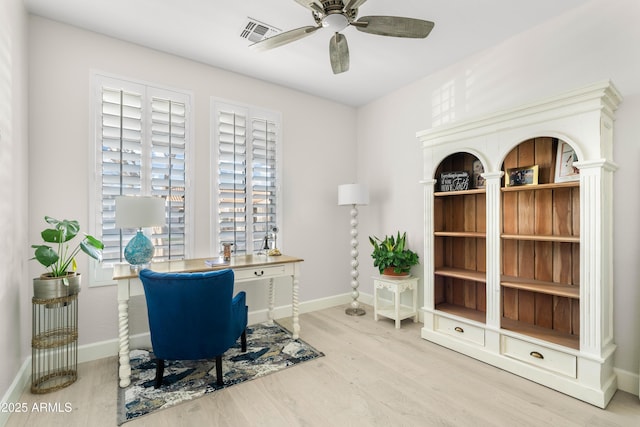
[
  {"xmin": 234, "ymin": 264, "xmax": 287, "ymax": 281},
  {"xmin": 501, "ymin": 336, "xmax": 576, "ymax": 378},
  {"xmin": 436, "ymin": 316, "xmax": 485, "ymax": 346}
]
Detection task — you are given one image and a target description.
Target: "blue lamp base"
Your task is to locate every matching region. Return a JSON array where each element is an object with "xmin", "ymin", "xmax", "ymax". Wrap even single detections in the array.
[{"xmin": 124, "ymin": 229, "xmax": 154, "ymax": 269}]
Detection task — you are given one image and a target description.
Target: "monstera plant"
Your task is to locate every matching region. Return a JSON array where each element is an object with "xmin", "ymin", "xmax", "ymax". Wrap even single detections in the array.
[{"xmin": 31, "ymin": 216, "xmax": 103, "ymax": 298}]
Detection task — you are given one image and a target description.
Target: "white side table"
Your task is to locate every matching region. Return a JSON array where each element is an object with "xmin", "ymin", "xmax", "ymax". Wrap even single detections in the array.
[{"xmin": 373, "ymin": 275, "xmax": 419, "ymax": 328}]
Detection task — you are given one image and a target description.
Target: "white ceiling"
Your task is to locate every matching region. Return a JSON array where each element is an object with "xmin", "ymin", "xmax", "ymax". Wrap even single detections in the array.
[{"xmin": 24, "ymin": 0, "xmax": 587, "ymax": 106}]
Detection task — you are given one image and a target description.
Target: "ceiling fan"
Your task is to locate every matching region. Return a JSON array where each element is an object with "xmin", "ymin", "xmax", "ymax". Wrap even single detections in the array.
[{"xmin": 250, "ymin": 0, "xmax": 435, "ymax": 74}]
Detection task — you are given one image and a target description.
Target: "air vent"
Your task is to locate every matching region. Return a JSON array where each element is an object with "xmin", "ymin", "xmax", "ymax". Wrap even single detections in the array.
[{"xmin": 240, "ymin": 18, "xmax": 281, "ymax": 43}]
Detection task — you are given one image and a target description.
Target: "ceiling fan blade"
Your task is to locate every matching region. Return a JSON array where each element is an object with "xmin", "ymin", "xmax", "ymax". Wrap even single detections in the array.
[
  {"xmin": 294, "ymin": 0, "xmax": 324, "ymax": 15},
  {"xmin": 250, "ymin": 26, "xmax": 321, "ymax": 51},
  {"xmin": 329, "ymin": 32, "xmax": 349, "ymax": 74},
  {"xmin": 354, "ymin": 16, "xmax": 435, "ymax": 38},
  {"xmin": 344, "ymin": 0, "xmax": 369, "ymax": 11}
]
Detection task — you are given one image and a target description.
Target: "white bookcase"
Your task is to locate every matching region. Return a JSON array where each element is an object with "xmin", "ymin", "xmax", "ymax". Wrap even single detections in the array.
[{"xmin": 417, "ymin": 81, "xmax": 621, "ymax": 408}]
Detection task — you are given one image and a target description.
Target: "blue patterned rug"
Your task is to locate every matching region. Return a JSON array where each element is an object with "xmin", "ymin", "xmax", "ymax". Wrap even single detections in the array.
[{"xmin": 117, "ymin": 322, "xmax": 323, "ymax": 425}]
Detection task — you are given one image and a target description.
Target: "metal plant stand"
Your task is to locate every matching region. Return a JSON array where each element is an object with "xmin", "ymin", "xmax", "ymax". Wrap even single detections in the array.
[{"xmin": 31, "ymin": 293, "xmax": 78, "ymax": 393}]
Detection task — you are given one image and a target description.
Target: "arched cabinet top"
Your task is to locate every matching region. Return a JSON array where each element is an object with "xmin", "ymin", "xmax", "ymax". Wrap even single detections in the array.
[{"xmin": 417, "ymin": 80, "xmax": 621, "ymax": 179}]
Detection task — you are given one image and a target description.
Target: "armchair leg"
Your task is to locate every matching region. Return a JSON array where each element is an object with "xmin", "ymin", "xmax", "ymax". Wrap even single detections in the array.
[
  {"xmin": 215, "ymin": 355, "xmax": 223, "ymax": 386},
  {"xmin": 241, "ymin": 329, "xmax": 247, "ymax": 352},
  {"xmin": 154, "ymin": 359, "xmax": 165, "ymax": 389}
]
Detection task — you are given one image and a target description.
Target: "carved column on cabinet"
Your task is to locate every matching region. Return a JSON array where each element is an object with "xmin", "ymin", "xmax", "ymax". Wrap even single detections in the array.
[
  {"xmin": 421, "ymin": 179, "xmax": 437, "ymax": 311},
  {"xmin": 577, "ymin": 159, "xmax": 616, "ymax": 357},
  {"xmin": 483, "ymin": 172, "xmax": 504, "ymax": 328}
]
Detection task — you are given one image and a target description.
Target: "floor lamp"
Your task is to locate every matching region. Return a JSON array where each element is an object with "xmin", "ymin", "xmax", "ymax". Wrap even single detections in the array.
[{"xmin": 338, "ymin": 183, "xmax": 369, "ymax": 316}]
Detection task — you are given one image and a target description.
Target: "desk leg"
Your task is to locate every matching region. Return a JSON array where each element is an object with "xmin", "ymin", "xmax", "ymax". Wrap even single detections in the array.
[
  {"xmin": 118, "ymin": 299, "xmax": 131, "ymax": 388},
  {"xmin": 267, "ymin": 278, "xmax": 275, "ymax": 324},
  {"xmin": 292, "ymin": 274, "xmax": 300, "ymax": 339}
]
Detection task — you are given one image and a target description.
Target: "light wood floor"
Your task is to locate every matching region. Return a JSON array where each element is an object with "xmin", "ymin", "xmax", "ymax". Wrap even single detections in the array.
[{"xmin": 6, "ymin": 305, "xmax": 640, "ymax": 427}]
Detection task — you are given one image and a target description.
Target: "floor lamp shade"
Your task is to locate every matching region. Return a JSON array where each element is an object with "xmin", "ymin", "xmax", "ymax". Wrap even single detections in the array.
[
  {"xmin": 115, "ymin": 196, "xmax": 166, "ymax": 267},
  {"xmin": 338, "ymin": 184, "xmax": 369, "ymax": 206}
]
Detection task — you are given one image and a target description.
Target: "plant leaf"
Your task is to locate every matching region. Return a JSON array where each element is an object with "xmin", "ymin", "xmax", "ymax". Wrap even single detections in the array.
[
  {"xmin": 85, "ymin": 234, "xmax": 105, "ymax": 250},
  {"xmin": 80, "ymin": 240, "xmax": 103, "ymax": 262},
  {"xmin": 33, "ymin": 245, "xmax": 59, "ymax": 267}
]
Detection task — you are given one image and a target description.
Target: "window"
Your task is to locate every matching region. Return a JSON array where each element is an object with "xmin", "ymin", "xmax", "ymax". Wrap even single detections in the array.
[
  {"xmin": 91, "ymin": 73, "xmax": 192, "ymax": 283},
  {"xmin": 212, "ymin": 100, "xmax": 281, "ymax": 255}
]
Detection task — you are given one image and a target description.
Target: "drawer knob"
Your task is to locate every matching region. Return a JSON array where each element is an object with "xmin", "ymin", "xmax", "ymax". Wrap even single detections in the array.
[
  {"xmin": 454, "ymin": 326, "xmax": 464, "ymax": 333},
  {"xmin": 530, "ymin": 351, "xmax": 544, "ymax": 360},
  {"xmin": 254, "ymin": 270, "xmax": 264, "ymax": 277}
]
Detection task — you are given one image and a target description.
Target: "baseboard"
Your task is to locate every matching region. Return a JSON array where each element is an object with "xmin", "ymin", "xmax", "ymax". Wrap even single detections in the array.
[
  {"xmin": 0, "ymin": 358, "xmax": 31, "ymax": 427},
  {"xmin": 614, "ymin": 367, "xmax": 639, "ymax": 397}
]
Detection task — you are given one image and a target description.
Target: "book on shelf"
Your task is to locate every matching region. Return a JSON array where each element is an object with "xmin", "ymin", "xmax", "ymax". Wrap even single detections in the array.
[{"xmin": 204, "ymin": 258, "xmax": 229, "ymax": 267}]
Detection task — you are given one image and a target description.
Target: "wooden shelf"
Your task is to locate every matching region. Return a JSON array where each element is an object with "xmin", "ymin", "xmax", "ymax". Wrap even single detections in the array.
[
  {"xmin": 435, "ymin": 231, "xmax": 486, "ymax": 238},
  {"xmin": 501, "ymin": 234, "xmax": 579, "ymax": 243},
  {"xmin": 435, "ymin": 188, "xmax": 486, "ymax": 197},
  {"xmin": 501, "ymin": 181, "xmax": 579, "ymax": 192},
  {"xmin": 436, "ymin": 303, "xmax": 486, "ymax": 324},
  {"xmin": 435, "ymin": 267, "xmax": 486, "ymax": 283},
  {"xmin": 501, "ymin": 276, "xmax": 579, "ymax": 299},
  {"xmin": 501, "ymin": 317, "xmax": 579, "ymax": 350}
]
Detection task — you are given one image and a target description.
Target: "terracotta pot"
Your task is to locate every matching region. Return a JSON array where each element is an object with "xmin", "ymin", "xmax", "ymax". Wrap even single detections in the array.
[
  {"xmin": 33, "ymin": 272, "xmax": 81, "ymax": 299},
  {"xmin": 382, "ymin": 267, "xmax": 409, "ymax": 277}
]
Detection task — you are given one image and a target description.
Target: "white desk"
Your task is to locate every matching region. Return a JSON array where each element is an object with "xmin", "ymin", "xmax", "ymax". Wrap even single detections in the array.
[{"xmin": 114, "ymin": 254, "xmax": 304, "ymax": 388}]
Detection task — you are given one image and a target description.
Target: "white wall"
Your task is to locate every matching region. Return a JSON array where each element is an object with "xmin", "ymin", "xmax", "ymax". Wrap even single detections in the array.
[
  {"xmin": 357, "ymin": 0, "xmax": 640, "ymax": 380},
  {"xmin": 28, "ymin": 16, "xmax": 357, "ymax": 347},
  {"xmin": 0, "ymin": 0, "xmax": 29, "ymax": 407}
]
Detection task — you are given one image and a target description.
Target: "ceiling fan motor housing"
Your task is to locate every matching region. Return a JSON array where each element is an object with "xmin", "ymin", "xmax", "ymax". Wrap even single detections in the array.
[
  {"xmin": 313, "ymin": 1, "xmax": 358, "ymax": 25},
  {"xmin": 322, "ymin": 13, "xmax": 350, "ymax": 32}
]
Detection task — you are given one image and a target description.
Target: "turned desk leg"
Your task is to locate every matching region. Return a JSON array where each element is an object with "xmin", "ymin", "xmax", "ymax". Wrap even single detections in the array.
[
  {"xmin": 267, "ymin": 278, "xmax": 275, "ymax": 324},
  {"xmin": 292, "ymin": 274, "xmax": 300, "ymax": 339},
  {"xmin": 118, "ymin": 299, "xmax": 131, "ymax": 388}
]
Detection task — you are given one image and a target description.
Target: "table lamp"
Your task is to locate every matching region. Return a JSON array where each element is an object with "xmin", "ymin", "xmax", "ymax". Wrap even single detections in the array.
[
  {"xmin": 338, "ymin": 183, "xmax": 369, "ymax": 316},
  {"xmin": 115, "ymin": 196, "xmax": 166, "ymax": 269}
]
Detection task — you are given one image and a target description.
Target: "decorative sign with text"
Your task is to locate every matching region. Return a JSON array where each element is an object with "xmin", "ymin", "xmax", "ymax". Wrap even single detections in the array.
[{"xmin": 439, "ymin": 171, "xmax": 470, "ymax": 192}]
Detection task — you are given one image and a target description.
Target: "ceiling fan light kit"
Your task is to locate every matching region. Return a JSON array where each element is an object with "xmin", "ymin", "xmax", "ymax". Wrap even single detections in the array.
[{"xmin": 251, "ymin": 0, "xmax": 434, "ymax": 74}]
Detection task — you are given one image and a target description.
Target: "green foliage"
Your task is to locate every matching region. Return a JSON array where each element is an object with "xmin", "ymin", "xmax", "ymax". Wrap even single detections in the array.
[
  {"xmin": 31, "ymin": 216, "xmax": 104, "ymax": 277},
  {"xmin": 369, "ymin": 231, "xmax": 419, "ymax": 274}
]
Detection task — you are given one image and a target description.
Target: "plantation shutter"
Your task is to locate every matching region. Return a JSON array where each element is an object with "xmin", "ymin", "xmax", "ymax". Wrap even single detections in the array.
[
  {"xmin": 216, "ymin": 108, "xmax": 248, "ymax": 253},
  {"xmin": 149, "ymin": 95, "xmax": 187, "ymax": 260},
  {"xmin": 99, "ymin": 86, "xmax": 144, "ymax": 265},
  {"xmin": 251, "ymin": 118, "xmax": 278, "ymax": 251}
]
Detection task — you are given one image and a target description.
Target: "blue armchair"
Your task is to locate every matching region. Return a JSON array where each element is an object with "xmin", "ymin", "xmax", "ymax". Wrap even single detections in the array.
[{"xmin": 139, "ymin": 268, "xmax": 248, "ymax": 388}]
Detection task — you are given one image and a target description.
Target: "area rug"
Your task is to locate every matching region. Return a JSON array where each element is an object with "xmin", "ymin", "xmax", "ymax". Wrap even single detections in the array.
[{"xmin": 117, "ymin": 322, "xmax": 323, "ymax": 425}]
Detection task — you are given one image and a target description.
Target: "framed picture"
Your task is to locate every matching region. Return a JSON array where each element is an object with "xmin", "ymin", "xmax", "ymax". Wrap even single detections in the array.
[
  {"xmin": 439, "ymin": 171, "xmax": 470, "ymax": 192},
  {"xmin": 505, "ymin": 165, "xmax": 539, "ymax": 187},
  {"xmin": 472, "ymin": 159, "xmax": 485, "ymax": 189},
  {"xmin": 555, "ymin": 141, "xmax": 580, "ymax": 182}
]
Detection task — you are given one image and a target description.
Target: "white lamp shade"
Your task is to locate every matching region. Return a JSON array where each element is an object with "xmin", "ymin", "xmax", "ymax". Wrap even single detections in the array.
[
  {"xmin": 115, "ymin": 196, "xmax": 166, "ymax": 228},
  {"xmin": 338, "ymin": 183, "xmax": 369, "ymax": 206}
]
